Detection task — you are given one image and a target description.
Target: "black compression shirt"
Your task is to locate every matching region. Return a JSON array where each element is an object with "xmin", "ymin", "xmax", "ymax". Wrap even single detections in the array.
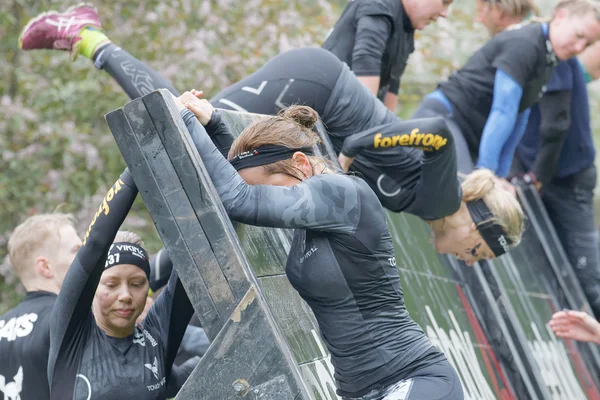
[
  {"xmin": 182, "ymin": 110, "xmax": 439, "ymax": 397},
  {"xmin": 0, "ymin": 291, "xmax": 56, "ymax": 400},
  {"xmin": 323, "ymin": 64, "xmax": 461, "ymax": 218},
  {"xmin": 322, "ymin": 0, "xmax": 415, "ymax": 97},
  {"xmin": 438, "ymin": 22, "xmax": 556, "ymax": 154},
  {"xmin": 48, "ymin": 171, "xmax": 194, "ymax": 400},
  {"xmin": 341, "ymin": 116, "xmax": 461, "ymax": 220}
]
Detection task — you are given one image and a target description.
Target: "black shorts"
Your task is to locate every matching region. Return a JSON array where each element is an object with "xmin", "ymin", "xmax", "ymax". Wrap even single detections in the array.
[{"xmin": 342, "ymin": 359, "xmax": 464, "ymax": 400}]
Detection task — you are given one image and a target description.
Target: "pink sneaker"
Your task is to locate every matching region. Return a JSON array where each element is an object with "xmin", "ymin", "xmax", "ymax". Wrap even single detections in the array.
[{"xmin": 19, "ymin": 3, "xmax": 102, "ymax": 53}]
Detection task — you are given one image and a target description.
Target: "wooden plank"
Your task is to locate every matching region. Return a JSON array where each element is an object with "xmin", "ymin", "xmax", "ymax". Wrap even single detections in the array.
[
  {"xmin": 175, "ymin": 288, "xmax": 308, "ymax": 400},
  {"xmin": 122, "ymin": 98, "xmax": 240, "ymax": 323},
  {"xmin": 258, "ymin": 276, "xmax": 324, "ymax": 365},
  {"xmin": 107, "ymin": 104, "xmax": 228, "ymax": 339},
  {"xmin": 110, "ymin": 91, "xmax": 311, "ymax": 398},
  {"xmin": 142, "ymin": 94, "xmax": 250, "ymax": 300}
]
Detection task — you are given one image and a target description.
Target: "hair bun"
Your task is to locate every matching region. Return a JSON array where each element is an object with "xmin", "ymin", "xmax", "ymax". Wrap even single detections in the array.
[{"xmin": 281, "ymin": 105, "xmax": 319, "ymax": 130}]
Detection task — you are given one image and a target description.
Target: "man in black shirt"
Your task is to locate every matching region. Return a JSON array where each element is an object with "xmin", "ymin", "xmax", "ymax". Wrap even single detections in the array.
[
  {"xmin": 0, "ymin": 213, "xmax": 82, "ymax": 400},
  {"xmin": 322, "ymin": 0, "xmax": 453, "ymax": 112}
]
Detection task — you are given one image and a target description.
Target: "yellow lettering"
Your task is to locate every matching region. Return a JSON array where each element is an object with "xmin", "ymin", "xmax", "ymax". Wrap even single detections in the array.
[
  {"xmin": 422, "ymin": 134, "xmax": 434, "ymax": 146},
  {"xmin": 374, "ymin": 133, "xmax": 383, "ymax": 149},
  {"xmin": 399, "ymin": 135, "xmax": 409, "ymax": 146},
  {"xmin": 101, "ymin": 198, "xmax": 110, "ymax": 216},
  {"xmin": 81, "ymin": 178, "xmax": 125, "ymax": 246},
  {"xmin": 392, "ymin": 135, "xmax": 401, "ymax": 146},
  {"xmin": 381, "ymin": 137, "xmax": 392, "ymax": 147},
  {"xmin": 409, "ymin": 129, "xmax": 419, "ymax": 145},
  {"xmin": 106, "ymin": 188, "xmax": 115, "ymax": 202},
  {"xmin": 114, "ymin": 178, "xmax": 123, "ymax": 194},
  {"xmin": 83, "ymin": 208, "xmax": 101, "ymax": 245},
  {"xmin": 434, "ymin": 137, "xmax": 448, "ymax": 150},
  {"xmin": 415, "ymin": 133, "xmax": 425, "ymax": 146}
]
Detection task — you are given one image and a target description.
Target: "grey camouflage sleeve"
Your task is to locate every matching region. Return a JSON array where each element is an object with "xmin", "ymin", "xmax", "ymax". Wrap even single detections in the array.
[{"xmin": 182, "ymin": 110, "xmax": 360, "ymax": 234}]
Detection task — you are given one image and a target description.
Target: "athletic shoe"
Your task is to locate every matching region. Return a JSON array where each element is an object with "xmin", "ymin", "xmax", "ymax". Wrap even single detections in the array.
[{"xmin": 18, "ymin": 3, "xmax": 102, "ymax": 57}]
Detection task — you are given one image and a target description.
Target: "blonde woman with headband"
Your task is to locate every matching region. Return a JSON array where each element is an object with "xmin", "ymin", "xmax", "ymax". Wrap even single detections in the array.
[{"xmin": 46, "ymin": 171, "xmax": 195, "ymax": 399}]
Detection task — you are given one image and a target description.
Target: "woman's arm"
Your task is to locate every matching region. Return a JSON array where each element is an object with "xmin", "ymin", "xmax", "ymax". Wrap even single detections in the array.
[
  {"xmin": 179, "ymin": 99, "xmax": 361, "ymax": 234},
  {"xmin": 185, "ymin": 90, "xmax": 235, "ymax": 158},
  {"xmin": 142, "ymin": 267, "xmax": 194, "ymax": 385},
  {"xmin": 496, "ymin": 108, "xmax": 531, "ymax": 178},
  {"xmin": 48, "ymin": 170, "xmax": 138, "ymax": 383},
  {"xmin": 204, "ymin": 111, "xmax": 235, "ymax": 158},
  {"xmin": 352, "ymin": 14, "xmax": 392, "ymax": 96},
  {"xmin": 550, "ymin": 310, "xmax": 600, "ymax": 344},
  {"xmin": 476, "ymin": 69, "xmax": 523, "ymax": 174}
]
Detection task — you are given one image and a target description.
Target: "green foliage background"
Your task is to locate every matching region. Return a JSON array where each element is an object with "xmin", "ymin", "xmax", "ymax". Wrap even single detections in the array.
[{"xmin": 1, "ymin": 0, "xmax": 599, "ymax": 313}]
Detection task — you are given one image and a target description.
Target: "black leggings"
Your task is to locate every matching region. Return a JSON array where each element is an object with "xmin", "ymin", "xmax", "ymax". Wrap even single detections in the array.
[
  {"xmin": 94, "ymin": 44, "xmax": 341, "ymax": 117},
  {"xmin": 342, "ymin": 359, "xmax": 464, "ymax": 400},
  {"xmin": 94, "ymin": 44, "xmax": 341, "ymax": 157}
]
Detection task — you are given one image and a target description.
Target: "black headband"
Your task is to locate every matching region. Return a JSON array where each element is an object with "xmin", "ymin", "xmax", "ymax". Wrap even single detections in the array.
[
  {"xmin": 229, "ymin": 145, "xmax": 314, "ymax": 171},
  {"xmin": 466, "ymin": 199, "xmax": 512, "ymax": 257},
  {"xmin": 105, "ymin": 242, "xmax": 151, "ymax": 279}
]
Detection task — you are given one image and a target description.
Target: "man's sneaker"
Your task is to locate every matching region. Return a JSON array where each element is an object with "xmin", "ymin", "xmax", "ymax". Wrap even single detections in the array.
[{"xmin": 18, "ymin": 3, "xmax": 102, "ymax": 56}]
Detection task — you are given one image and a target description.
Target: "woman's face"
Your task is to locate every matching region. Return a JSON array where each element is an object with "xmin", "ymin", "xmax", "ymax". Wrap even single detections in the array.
[
  {"xmin": 433, "ymin": 222, "xmax": 495, "ymax": 266},
  {"xmin": 93, "ymin": 264, "xmax": 149, "ymax": 337},
  {"xmin": 406, "ymin": 0, "xmax": 453, "ymax": 30},
  {"xmin": 550, "ymin": 9, "xmax": 600, "ymax": 60}
]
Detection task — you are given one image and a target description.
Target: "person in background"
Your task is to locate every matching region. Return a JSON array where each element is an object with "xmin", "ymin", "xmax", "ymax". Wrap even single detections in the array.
[
  {"xmin": 475, "ymin": 0, "xmax": 539, "ymax": 36},
  {"xmin": 47, "ymin": 171, "xmax": 194, "ymax": 399},
  {"xmin": 471, "ymin": 0, "xmax": 600, "ymax": 320},
  {"xmin": 322, "ymin": 0, "xmax": 453, "ymax": 112},
  {"xmin": 413, "ymin": 0, "xmax": 600, "ymax": 180},
  {"xmin": 0, "ymin": 213, "xmax": 81, "ymax": 400},
  {"xmin": 513, "ymin": 40, "xmax": 600, "ymax": 320}
]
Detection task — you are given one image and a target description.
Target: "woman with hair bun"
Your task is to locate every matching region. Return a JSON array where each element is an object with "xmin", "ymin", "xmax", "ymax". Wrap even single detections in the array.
[{"xmin": 175, "ymin": 93, "xmax": 466, "ymax": 399}]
